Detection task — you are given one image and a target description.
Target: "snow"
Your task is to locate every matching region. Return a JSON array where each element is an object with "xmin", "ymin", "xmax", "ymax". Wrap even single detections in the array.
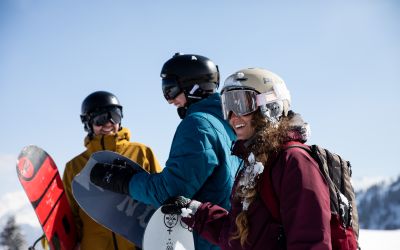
[{"xmin": 359, "ymin": 229, "xmax": 400, "ymax": 250}]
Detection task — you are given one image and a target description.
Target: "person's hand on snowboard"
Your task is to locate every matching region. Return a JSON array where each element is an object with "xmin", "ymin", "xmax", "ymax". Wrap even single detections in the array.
[
  {"xmin": 161, "ymin": 196, "xmax": 201, "ymax": 218},
  {"xmin": 90, "ymin": 159, "xmax": 136, "ymax": 195}
]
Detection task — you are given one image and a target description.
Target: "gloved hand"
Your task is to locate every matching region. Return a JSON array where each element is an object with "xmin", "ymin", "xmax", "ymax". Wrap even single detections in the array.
[
  {"xmin": 90, "ymin": 159, "xmax": 136, "ymax": 195},
  {"xmin": 161, "ymin": 196, "xmax": 191, "ymax": 214},
  {"xmin": 161, "ymin": 196, "xmax": 201, "ymax": 217}
]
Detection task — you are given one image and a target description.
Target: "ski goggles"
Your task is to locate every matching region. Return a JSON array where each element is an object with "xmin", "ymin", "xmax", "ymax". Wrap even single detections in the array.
[
  {"xmin": 91, "ymin": 107, "xmax": 122, "ymax": 126},
  {"xmin": 221, "ymin": 90, "xmax": 258, "ymax": 120},
  {"xmin": 162, "ymin": 78, "xmax": 182, "ymax": 100}
]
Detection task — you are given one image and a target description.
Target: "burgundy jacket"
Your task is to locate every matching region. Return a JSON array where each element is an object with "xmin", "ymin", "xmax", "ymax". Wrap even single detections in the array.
[{"xmin": 183, "ymin": 141, "xmax": 331, "ymax": 250}]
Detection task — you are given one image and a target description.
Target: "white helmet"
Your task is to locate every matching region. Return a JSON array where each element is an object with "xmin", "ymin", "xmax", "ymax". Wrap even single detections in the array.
[{"xmin": 221, "ymin": 68, "xmax": 291, "ymax": 124}]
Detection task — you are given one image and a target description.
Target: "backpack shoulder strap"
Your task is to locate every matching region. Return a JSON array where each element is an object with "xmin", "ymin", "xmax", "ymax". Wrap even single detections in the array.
[
  {"xmin": 260, "ymin": 143, "xmax": 315, "ymax": 223},
  {"xmin": 285, "ymin": 144, "xmax": 312, "ymax": 154},
  {"xmin": 259, "ymin": 143, "xmax": 325, "ymax": 223},
  {"xmin": 286, "ymin": 144, "xmax": 332, "ymax": 184},
  {"xmin": 259, "ymin": 144, "xmax": 308, "ymax": 223},
  {"xmin": 260, "ymin": 166, "xmax": 281, "ymax": 223},
  {"xmin": 287, "ymin": 144, "xmax": 339, "ymax": 200}
]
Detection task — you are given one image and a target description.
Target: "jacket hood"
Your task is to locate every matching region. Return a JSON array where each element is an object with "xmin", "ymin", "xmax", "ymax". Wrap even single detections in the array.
[{"xmin": 285, "ymin": 110, "xmax": 311, "ymax": 143}]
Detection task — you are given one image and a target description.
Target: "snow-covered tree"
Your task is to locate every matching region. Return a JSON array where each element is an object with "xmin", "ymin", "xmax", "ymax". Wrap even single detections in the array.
[{"xmin": 0, "ymin": 215, "xmax": 25, "ymax": 250}]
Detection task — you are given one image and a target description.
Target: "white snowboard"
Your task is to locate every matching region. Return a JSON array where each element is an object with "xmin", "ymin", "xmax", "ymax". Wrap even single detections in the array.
[{"xmin": 143, "ymin": 207, "xmax": 195, "ymax": 250}]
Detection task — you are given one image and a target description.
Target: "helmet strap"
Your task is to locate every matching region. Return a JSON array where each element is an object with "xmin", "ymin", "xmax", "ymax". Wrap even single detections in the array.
[
  {"xmin": 178, "ymin": 83, "xmax": 216, "ymax": 119},
  {"xmin": 184, "ymin": 83, "xmax": 214, "ymax": 106},
  {"xmin": 87, "ymin": 130, "xmax": 95, "ymax": 140}
]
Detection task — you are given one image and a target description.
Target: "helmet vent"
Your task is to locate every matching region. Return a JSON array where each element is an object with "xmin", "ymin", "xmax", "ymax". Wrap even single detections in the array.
[{"xmin": 263, "ymin": 77, "xmax": 272, "ymax": 84}]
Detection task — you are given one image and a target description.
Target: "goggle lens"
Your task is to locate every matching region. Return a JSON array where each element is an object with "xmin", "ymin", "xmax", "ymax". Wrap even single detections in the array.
[
  {"xmin": 221, "ymin": 90, "xmax": 258, "ymax": 120},
  {"xmin": 162, "ymin": 78, "xmax": 182, "ymax": 100},
  {"xmin": 163, "ymin": 86, "xmax": 182, "ymax": 100},
  {"xmin": 91, "ymin": 108, "xmax": 122, "ymax": 126}
]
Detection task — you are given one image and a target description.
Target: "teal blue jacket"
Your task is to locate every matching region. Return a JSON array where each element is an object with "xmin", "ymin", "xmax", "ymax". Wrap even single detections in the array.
[{"xmin": 129, "ymin": 93, "xmax": 240, "ymax": 249}]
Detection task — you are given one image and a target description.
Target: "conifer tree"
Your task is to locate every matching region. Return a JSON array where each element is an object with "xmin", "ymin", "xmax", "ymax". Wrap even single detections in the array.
[{"xmin": 0, "ymin": 215, "xmax": 25, "ymax": 250}]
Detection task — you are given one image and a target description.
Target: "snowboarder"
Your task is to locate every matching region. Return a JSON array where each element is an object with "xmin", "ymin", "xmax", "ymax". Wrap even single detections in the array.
[
  {"xmin": 63, "ymin": 91, "xmax": 162, "ymax": 250},
  {"xmin": 161, "ymin": 68, "xmax": 332, "ymax": 249},
  {"xmin": 90, "ymin": 53, "xmax": 241, "ymax": 250}
]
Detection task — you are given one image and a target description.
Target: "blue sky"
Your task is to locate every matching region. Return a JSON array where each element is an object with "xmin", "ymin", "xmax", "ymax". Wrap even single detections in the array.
[{"xmin": 1, "ymin": 0, "xmax": 399, "ymax": 197}]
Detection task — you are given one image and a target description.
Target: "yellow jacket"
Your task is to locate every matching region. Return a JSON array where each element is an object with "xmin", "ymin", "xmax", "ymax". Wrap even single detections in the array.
[{"xmin": 63, "ymin": 127, "xmax": 162, "ymax": 250}]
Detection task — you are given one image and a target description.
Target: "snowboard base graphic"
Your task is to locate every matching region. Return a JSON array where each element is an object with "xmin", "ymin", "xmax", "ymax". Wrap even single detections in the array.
[
  {"xmin": 72, "ymin": 150, "xmax": 156, "ymax": 248},
  {"xmin": 16, "ymin": 145, "xmax": 77, "ymax": 250},
  {"xmin": 143, "ymin": 207, "xmax": 194, "ymax": 250}
]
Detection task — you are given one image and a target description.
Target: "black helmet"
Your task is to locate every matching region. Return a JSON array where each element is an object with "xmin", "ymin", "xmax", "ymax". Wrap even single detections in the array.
[
  {"xmin": 80, "ymin": 91, "xmax": 123, "ymax": 134},
  {"xmin": 160, "ymin": 53, "xmax": 220, "ymax": 101}
]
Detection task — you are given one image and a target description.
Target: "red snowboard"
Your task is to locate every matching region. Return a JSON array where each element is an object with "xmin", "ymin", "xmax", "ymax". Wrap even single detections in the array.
[{"xmin": 16, "ymin": 145, "xmax": 77, "ymax": 250}]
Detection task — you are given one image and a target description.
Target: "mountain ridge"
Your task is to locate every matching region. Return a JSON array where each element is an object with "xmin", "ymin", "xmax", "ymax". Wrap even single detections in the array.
[{"xmin": 356, "ymin": 175, "xmax": 400, "ymax": 229}]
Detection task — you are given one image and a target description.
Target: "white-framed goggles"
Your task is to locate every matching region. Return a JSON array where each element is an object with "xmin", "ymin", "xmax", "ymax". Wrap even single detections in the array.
[
  {"xmin": 221, "ymin": 85, "xmax": 289, "ymax": 120},
  {"xmin": 221, "ymin": 90, "xmax": 258, "ymax": 120}
]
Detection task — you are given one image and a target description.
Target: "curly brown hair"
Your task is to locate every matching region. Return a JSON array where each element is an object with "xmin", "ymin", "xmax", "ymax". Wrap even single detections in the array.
[{"xmin": 230, "ymin": 110, "xmax": 292, "ymax": 247}]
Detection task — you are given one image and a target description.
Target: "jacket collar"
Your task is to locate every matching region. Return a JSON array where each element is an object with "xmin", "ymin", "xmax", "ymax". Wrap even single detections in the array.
[
  {"xmin": 84, "ymin": 127, "xmax": 131, "ymax": 153},
  {"xmin": 186, "ymin": 93, "xmax": 223, "ymax": 119}
]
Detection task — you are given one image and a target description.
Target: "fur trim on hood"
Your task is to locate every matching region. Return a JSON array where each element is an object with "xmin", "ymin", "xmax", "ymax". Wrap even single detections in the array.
[{"xmin": 285, "ymin": 110, "xmax": 311, "ymax": 143}]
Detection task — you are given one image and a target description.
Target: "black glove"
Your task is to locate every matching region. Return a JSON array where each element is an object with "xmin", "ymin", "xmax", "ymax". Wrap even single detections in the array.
[
  {"xmin": 161, "ymin": 196, "xmax": 192, "ymax": 215},
  {"xmin": 90, "ymin": 159, "xmax": 136, "ymax": 195}
]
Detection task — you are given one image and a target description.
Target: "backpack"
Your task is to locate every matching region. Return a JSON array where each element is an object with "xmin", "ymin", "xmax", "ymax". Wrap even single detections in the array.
[{"xmin": 261, "ymin": 143, "xmax": 359, "ymax": 250}]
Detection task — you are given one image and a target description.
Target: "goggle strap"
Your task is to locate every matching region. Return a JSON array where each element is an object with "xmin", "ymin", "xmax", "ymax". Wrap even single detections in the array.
[
  {"xmin": 256, "ymin": 83, "xmax": 290, "ymax": 106},
  {"xmin": 189, "ymin": 84, "xmax": 200, "ymax": 94},
  {"xmin": 256, "ymin": 92, "xmax": 279, "ymax": 106}
]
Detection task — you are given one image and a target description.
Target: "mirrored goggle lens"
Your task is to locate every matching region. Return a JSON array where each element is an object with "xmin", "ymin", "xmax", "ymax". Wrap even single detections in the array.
[
  {"xmin": 221, "ymin": 90, "xmax": 258, "ymax": 119},
  {"xmin": 91, "ymin": 108, "xmax": 122, "ymax": 126},
  {"xmin": 162, "ymin": 79, "xmax": 182, "ymax": 100},
  {"xmin": 163, "ymin": 86, "xmax": 182, "ymax": 100}
]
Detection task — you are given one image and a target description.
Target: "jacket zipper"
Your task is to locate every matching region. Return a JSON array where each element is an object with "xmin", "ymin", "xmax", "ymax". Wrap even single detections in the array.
[
  {"xmin": 101, "ymin": 135, "xmax": 105, "ymax": 150},
  {"xmin": 112, "ymin": 232, "xmax": 119, "ymax": 250},
  {"xmin": 101, "ymin": 136, "xmax": 119, "ymax": 250}
]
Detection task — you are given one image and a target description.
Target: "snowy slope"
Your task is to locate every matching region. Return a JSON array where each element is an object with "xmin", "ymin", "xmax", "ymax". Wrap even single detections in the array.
[{"xmin": 358, "ymin": 229, "xmax": 400, "ymax": 250}]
